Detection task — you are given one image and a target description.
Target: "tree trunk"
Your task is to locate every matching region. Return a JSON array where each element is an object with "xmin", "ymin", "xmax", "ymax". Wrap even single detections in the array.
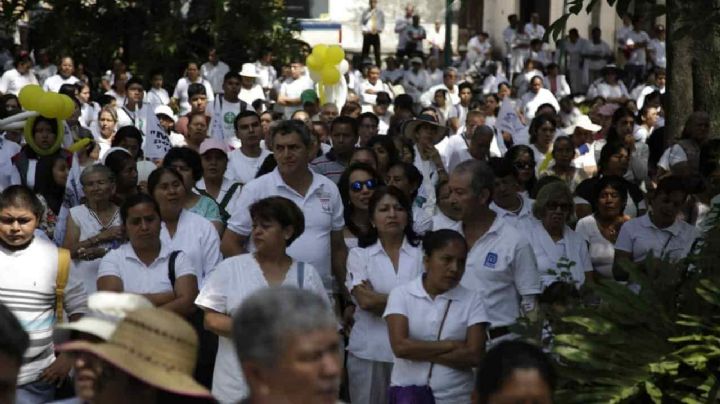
[{"xmin": 665, "ymin": 0, "xmax": 693, "ymax": 139}]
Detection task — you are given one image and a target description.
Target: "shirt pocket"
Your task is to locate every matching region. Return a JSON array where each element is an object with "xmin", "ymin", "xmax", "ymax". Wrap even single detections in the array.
[{"xmin": 475, "ymin": 250, "xmax": 513, "ymax": 283}]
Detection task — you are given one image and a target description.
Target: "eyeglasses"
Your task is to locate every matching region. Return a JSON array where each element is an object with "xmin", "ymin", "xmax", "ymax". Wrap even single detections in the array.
[
  {"xmin": 546, "ymin": 201, "xmax": 573, "ymax": 212},
  {"xmin": 513, "ymin": 161, "xmax": 535, "ymax": 170},
  {"xmin": 350, "ymin": 179, "xmax": 377, "ymax": 192}
]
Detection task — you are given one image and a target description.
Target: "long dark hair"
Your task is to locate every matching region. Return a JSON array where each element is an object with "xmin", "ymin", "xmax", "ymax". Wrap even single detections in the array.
[
  {"xmin": 359, "ymin": 186, "xmax": 420, "ymax": 248},
  {"xmin": 338, "ymin": 163, "xmax": 383, "ymax": 239},
  {"xmin": 34, "ymin": 154, "xmax": 66, "ymax": 215},
  {"xmin": 505, "ymin": 145, "xmax": 537, "ymax": 193},
  {"xmin": 604, "ymin": 106, "xmax": 635, "ymax": 146}
]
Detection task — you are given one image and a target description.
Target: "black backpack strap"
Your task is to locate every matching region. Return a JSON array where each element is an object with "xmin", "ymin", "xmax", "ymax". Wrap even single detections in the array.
[
  {"xmin": 168, "ymin": 250, "xmax": 181, "ymax": 288},
  {"xmin": 219, "ymin": 182, "xmax": 242, "ymax": 210},
  {"xmin": 297, "ymin": 261, "xmax": 305, "ymax": 289}
]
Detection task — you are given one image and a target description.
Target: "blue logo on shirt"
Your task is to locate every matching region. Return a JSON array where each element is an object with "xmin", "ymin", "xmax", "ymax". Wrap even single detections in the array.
[{"xmin": 484, "ymin": 252, "xmax": 498, "ymax": 268}]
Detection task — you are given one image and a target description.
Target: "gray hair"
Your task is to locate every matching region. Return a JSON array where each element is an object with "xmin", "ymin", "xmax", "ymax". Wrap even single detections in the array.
[
  {"xmin": 532, "ymin": 180, "xmax": 574, "ymax": 223},
  {"xmin": 453, "ymin": 160, "xmax": 494, "ymax": 198},
  {"xmin": 232, "ymin": 287, "xmax": 336, "ymax": 367},
  {"xmin": 80, "ymin": 164, "xmax": 115, "ymax": 186},
  {"xmin": 443, "ymin": 67, "xmax": 458, "ymax": 77}
]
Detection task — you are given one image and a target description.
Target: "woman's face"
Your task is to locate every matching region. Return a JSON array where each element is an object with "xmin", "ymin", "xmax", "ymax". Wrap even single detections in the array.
[
  {"xmin": 542, "ymin": 196, "xmax": 572, "ymax": 230},
  {"xmin": 552, "ymin": 140, "xmax": 574, "ymax": 167},
  {"xmin": 99, "ymin": 112, "xmax": 116, "ymax": 138},
  {"xmin": 386, "ymin": 166, "xmax": 413, "ymax": 198},
  {"xmin": 596, "ymin": 185, "xmax": 624, "ymax": 218},
  {"xmin": 82, "ymin": 172, "xmax": 115, "ymax": 204},
  {"xmin": 201, "ymin": 151, "xmax": 228, "ymax": 181},
  {"xmin": 535, "ymin": 122, "xmax": 555, "ymax": 148},
  {"xmin": 484, "ymin": 96, "xmax": 498, "ymax": 116},
  {"xmin": 651, "ymin": 190, "xmax": 686, "ymax": 224},
  {"xmin": 124, "ymin": 202, "xmax": 161, "ymax": 246},
  {"xmin": 4, "ymin": 97, "xmax": 19, "ymax": 113},
  {"xmin": 167, "ymin": 160, "xmax": 195, "ymax": 192},
  {"xmin": 415, "ymin": 124, "xmax": 436, "ymax": 149},
  {"xmin": 615, "ymin": 116, "xmax": 635, "ymax": 138},
  {"xmin": 117, "ymin": 160, "xmax": 138, "ymax": 190},
  {"xmin": 372, "ymin": 144, "xmax": 390, "ymax": 174},
  {"xmin": 689, "ymin": 116, "xmax": 710, "ymax": 144},
  {"xmin": 0, "ymin": 206, "xmax": 38, "ymax": 246},
  {"xmin": 152, "ymin": 172, "xmax": 186, "ymax": 211},
  {"xmin": 498, "ymin": 84, "xmax": 510, "ymax": 100},
  {"xmin": 605, "ymin": 148, "xmax": 630, "ymax": 176},
  {"xmin": 251, "ymin": 217, "xmax": 291, "ymax": 254},
  {"xmin": 78, "ymin": 86, "xmax": 91, "ymax": 103},
  {"xmin": 371, "ymin": 194, "xmax": 408, "ymax": 238},
  {"xmin": 348, "ymin": 170, "xmax": 376, "ymax": 212},
  {"xmin": 52, "ymin": 158, "xmax": 69, "ymax": 187},
  {"xmin": 486, "ymin": 368, "xmax": 553, "ymax": 404},
  {"xmin": 643, "ymin": 107, "xmax": 658, "ymax": 128},
  {"xmin": 186, "ymin": 63, "xmax": 199, "ymax": 80},
  {"xmin": 187, "ymin": 116, "xmax": 208, "ymax": 145},
  {"xmin": 513, "ymin": 152, "xmax": 535, "ymax": 185},
  {"xmin": 33, "ymin": 121, "xmax": 56, "ymax": 150},
  {"xmin": 424, "ymin": 239, "xmax": 467, "ymax": 293}
]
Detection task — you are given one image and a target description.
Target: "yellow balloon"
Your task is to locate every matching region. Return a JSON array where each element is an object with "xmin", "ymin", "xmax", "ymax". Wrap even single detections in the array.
[
  {"xmin": 306, "ymin": 54, "xmax": 322, "ymax": 72},
  {"xmin": 59, "ymin": 95, "xmax": 76, "ymax": 120},
  {"xmin": 38, "ymin": 93, "xmax": 63, "ymax": 118},
  {"xmin": 320, "ymin": 65, "xmax": 340, "ymax": 85},
  {"xmin": 326, "ymin": 46, "xmax": 345, "ymax": 65},
  {"xmin": 312, "ymin": 44, "xmax": 329, "ymax": 64},
  {"xmin": 18, "ymin": 84, "xmax": 43, "ymax": 111}
]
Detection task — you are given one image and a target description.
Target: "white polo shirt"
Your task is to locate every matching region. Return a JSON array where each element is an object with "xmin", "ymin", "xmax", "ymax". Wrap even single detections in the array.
[
  {"xmin": 435, "ymin": 216, "xmax": 541, "ymax": 328},
  {"xmin": 384, "ymin": 277, "xmax": 489, "ymax": 403},
  {"xmin": 42, "ymin": 74, "xmax": 80, "ymax": 93},
  {"xmin": 227, "ymin": 168, "xmax": 344, "ymax": 291},
  {"xmin": 98, "ymin": 242, "xmax": 195, "ymax": 293},
  {"xmin": 526, "ymin": 220, "xmax": 593, "ymax": 288},
  {"xmin": 346, "ymin": 238, "xmax": 424, "ymax": 363},
  {"xmin": 431, "ymin": 210, "xmax": 459, "ymax": 231},
  {"xmin": 489, "ymin": 194, "xmax": 536, "ymax": 234},
  {"xmin": 227, "ymin": 148, "xmax": 272, "ymax": 185},
  {"xmin": 160, "ymin": 209, "xmax": 222, "ymax": 287},
  {"xmin": 615, "ymin": 214, "xmax": 698, "ymax": 263}
]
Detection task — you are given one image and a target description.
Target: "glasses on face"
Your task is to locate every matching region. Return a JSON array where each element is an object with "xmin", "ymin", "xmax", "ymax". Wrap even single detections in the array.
[
  {"xmin": 350, "ymin": 179, "xmax": 377, "ymax": 192},
  {"xmin": 513, "ymin": 161, "xmax": 535, "ymax": 170},
  {"xmin": 546, "ymin": 201, "xmax": 573, "ymax": 212}
]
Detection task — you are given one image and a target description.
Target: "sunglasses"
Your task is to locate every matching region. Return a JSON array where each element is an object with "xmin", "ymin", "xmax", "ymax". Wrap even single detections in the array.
[
  {"xmin": 513, "ymin": 161, "xmax": 535, "ymax": 170},
  {"xmin": 350, "ymin": 179, "xmax": 377, "ymax": 192}
]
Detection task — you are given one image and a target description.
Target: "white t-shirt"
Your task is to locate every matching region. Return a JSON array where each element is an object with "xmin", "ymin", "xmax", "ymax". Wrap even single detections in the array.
[
  {"xmin": 42, "ymin": 74, "xmax": 80, "ymax": 93},
  {"xmin": 615, "ymin": 214, "xmax": 698, "ymax": 263},
  {"xmin": 98, "ymin": 242, "xmax": 195, "ymax": 294},
  {"xmin": 195, "ymin": 253, "xmax": 329, "ymax": 403},
  {"xmin": 147, "ymin": 87, "xmax": 170, "ymax": 106},
  {"xmin": 524, "ymin": 23, "xmax": 546, "ymax": 40},
  {"xmin": 658, "ymin": 144, "xmax": 688, "ymax": 171},
  {"xmin": 527, "ymin": 220, "xmax": 593, "ymax": 288},
  {"xmin": 519, "ymin": 88, "xmax": 560, "ymax": 121},
  {"xmin": 489, "ymin": 195, "xmax": 536, "ymax": 234},
  {"xmin": 625, "ymin": 30, "xmax": 651, "ymax": 66},
  {"xmin": 238, "ymin": 84, "xmax": 266, "ymax": 106},
  {"xmin": 227, "ymin": 168, "xmax": 344, "ymax": 291},
  {"xmin": 173, "ymin": 77, "xmax": 216, "ymax": 116},
  {"xmin": 201, "ymin": 61, "xmax": 230, "ymax": 95},
  {"xmin": 227, "ymin": 148, "xmax": 271, "ymax": 185},
  {"xmin": 575, "ymin": 215, "xmax": 616, "ymax": 278},
  {"xmin": 207, "ymin": 97, "xmax": 244, "ymax": 147},
  {"xmin": 279, "ymin": 76, "xmax": 314, "ymax": 119},
  {"xmin": 0, "ymin": 68, "xmax": 38, "ymax": 95},
  {"xmin": 69, "ymin": 205, "xmax": 122, "ymax": 294},
  {"xmin": 346, "ymin": 238, "xmax": 424, "ymax": 362},
  {"xmin": 648, "ymin": 38, "xmax": 666, "ymax": 68},
  {"xmin": 384, "ymin": 277, "xmax": 489, "ymax": 403}
]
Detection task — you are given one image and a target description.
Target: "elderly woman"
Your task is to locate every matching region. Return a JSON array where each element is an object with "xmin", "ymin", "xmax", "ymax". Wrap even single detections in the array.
[
  {"xmin": 385, "ymin": 229, "xmax": 488, "ymax": 404},
  {"xmin": 528, "ymin": 180, "xmax": 593, "ymax": 288},
  {"xmin": 163, "ymin": 147, "xmax": 223, "ymax": 234},
  {"xmin": 196, "ymin": 196, "xmax": 329, "ymax": 403},
  {"xmin": 62, "ymin": 165, "xmax": 124, "ymax": 294},
  {"xmin": 345, "ymin": 186, "xmax": 424, "ymax": 404},
  {"xmin": 339, "ymin": 163, "xmax": 383, "ymax": 249}
]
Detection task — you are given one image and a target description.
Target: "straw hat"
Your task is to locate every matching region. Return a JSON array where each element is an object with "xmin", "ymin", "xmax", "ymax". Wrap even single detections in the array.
[
  {"xmin": 401, "ymin": 114, "xmax": 449, "ymax": 145},
  {"xmin": 58, "ymin": 307, "xmax": 212, "ymax": 399}
]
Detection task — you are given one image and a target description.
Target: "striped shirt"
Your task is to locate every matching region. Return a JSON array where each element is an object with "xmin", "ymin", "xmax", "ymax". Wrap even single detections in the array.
[
  {"xmin": 310, "ymin": 150, "xmax": 346, "ymax": 185},
  {"xmin": 0, "ymin": 237, "xmax": 88, "ymax": 386}
]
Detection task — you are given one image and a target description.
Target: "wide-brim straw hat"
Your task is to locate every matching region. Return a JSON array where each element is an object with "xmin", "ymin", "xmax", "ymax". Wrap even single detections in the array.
[
  {"xmin": 401, "ymin": 114, "xmax": 449, "ymax": 145},
  {"xmin": 58, "ymin": 307, "xmax": 212, "ymax": 399}
]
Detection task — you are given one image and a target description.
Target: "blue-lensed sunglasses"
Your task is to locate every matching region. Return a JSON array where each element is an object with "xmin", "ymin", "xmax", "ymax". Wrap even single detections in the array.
[{"xmin": 350, "ymin": 179, "xmax": 378, "ymax": 192}]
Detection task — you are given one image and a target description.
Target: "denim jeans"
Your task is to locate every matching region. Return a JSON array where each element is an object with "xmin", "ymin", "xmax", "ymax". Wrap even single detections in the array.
[{"xmin": 16, "ymin": 379, "xmax": 55, "ymax": 404}]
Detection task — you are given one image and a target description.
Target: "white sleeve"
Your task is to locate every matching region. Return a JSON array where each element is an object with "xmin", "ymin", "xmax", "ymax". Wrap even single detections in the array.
[
  {"xmin": 0, "ymin": 72, "xmax": 10, "ymax": 94},
  {"xmin": 195, "ymin": 260, "xmax": 228, "ymax": 313},
  {"xmin": 173, "ymin": 250, "xmax": 197, "ymax": 280},
  {"xmin": 64, "ymin": 262, "xmax": 89, "ymax": 316},
  {"xmin": 303, "ymin": 263, "xmax": 332, "ymax": 308},
  {"xmin": 345, "ymin": 247, "xmax": 369, "ymax": 292},
  {"xmin": 204, "ymin": 81, "xmax": 215, "ymax": 102},
  {"xmin": 97, "ymin": 249, "xmax": 123, "ymax": 280},
  {"xmin": 172, "ymin": 80, "xmax": 182, "ymax": 99},
  {"xmin": 512, "ymin": 238, "xmax": 542, "ymax": 295},
  {"xmin": 382, "ymin": 287, "xmax": 408, "ymax": 319},
  {"xmin": 467, "ymin": 291, "xmax": 490, "ymax": 327},
  {"xmin": 226, "ymin": 182, "xmax": 257, "ymax": 236},
  {"xmin": 667, "ymin": 144, "xmax": 688, "ymax": 167},
  {"xmin": 614, "ymin": 222, "xmax": 634, "ymax": 254},
  {"xmin": 331, "ymin": 187, "xmax": 345, "ymax": 231},
  {"xmin": 201, "ymin": 222, "xmax": 222, "ymax": 278}
]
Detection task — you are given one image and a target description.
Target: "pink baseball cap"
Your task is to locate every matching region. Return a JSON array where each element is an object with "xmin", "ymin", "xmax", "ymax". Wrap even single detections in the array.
[{"xmin": 198, "ymin": 138, "xmax": 228, "ymax": 155}]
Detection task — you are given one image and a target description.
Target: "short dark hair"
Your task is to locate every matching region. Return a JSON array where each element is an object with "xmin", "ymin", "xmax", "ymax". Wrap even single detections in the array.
[
  {"xmin": 120, "ymin": 193, "xmax": 161, "ymax": 224},
  {"xmin": 489, "ymin": 157, "xmax": 518, "ymax": 180},
  {"xmin": 422, "ymin": 229, "xmax": 466, "ymax": 257},
  {"xmin": 147, "ymin": 167, "xmax": 185, "ymax": 197},
  {"xmin": 234, "ymin": 110, "xmax": 260, "ymax": 130},
  {"xmin": 32, "ymin": 115, "xmax": 58, "ymax": 136},
  {"xmin": 529, "ymin": 114, "xmax": 557, "ymax": 144},
  {"xmin": 163, "ymin": 147, "xmax": 203, "ymax": 181},
  {"xmin": 112, "ymin": 126, "xmax": 143, "ymax": 148},
  {"xmin": 475, "ymin": 341, "xmax": 556, "ymax": 403},
  {"xmin": 0, "ymin": 302, "xmax": 29, "ymax": 366},
  {"xmin": 187, "ymin": 83, "xmax": 207, "ymax": 99},
  {"xmin": 387, "ymin": 161, "xmax": 423, "ymax": 200},
  {"xmin": 271, "ymin": 119, "xmax": 311, "ymax": 147},
  {"xmin": 224, "ymin": 71, "xmax": 241, "ymax": 83},
  {"xmin": 358, "ymin": 112, "xmax": 379, "ymax": 127},
  {"xmin": 125, "ymin": 76, "xmax": 144, "ymax": 89},
  {"xmin": 0, "ymin": 185, "xmax": 44, "ymax": 220},
  {"xmin": 330, "ymin": 115, "xmax": 358, "ymax": 137},
  {"xmin": 597, "ymin": 141, "xmax": 629, "ymax": 175},
  {"xmin": 654, "ymin": 175, "xmax": 688, "ymax": 198},
  {"xmin": 458, "ymin": 82, "xmax": 473, "ymax": 92},
  {"xmin": 590, "ymin": 175, "xmax": 628, "ymax": 212},
  {"xmin": 394, "ymin": 94, "xmax": 414, "ymax": 111},
  {"xmin": 103, "ymin": 149, "xmax": 134, "ymax": 178},
  {"xmin": 249, "ymin": 196, "xmax": 305, "ymax": 246}
]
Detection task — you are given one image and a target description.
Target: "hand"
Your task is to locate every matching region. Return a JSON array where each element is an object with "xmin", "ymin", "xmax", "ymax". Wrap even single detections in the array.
[
  {"xmin": 40, "ymin": 353, "xmax": 73, "ymax": 386},
  {"xmin": 342, "ymin": 305, "xmax": 355, "ymax": 334},
  {"xmin": 100, "ymin": 225, "xmax": 124, "ymax": 243}
]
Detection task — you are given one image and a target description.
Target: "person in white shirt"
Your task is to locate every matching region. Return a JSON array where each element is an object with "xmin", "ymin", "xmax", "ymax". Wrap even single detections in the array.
[
  {"xmin": 346, "ymin": 186, "xmax": 424, "ymax": 404},
  {"xmin": 420, "ymin": 67, "xmax": 460, "ymax": 107},
  {"xmin": 524, "ymin": 13, "xmax": 545, "ymax": 40},
  {"xmin": 613, "ymin": 175, "xmax": 699, "ymax": 281},
  {"xmin": 623, "ymin": 16, "xmax": 650, "ymax": 89},
  {"xmin": 586, "ymin": 65, "xmax": 629, "ymax": 104},
  {"xmin": 581, "ymin": 27, "xmax": 613, "ymax": 86},
  {"xmin": 648, "ymin": 24, "xmax": 666, "ymax": 69},
  {"xmin": 227, "ymin": 110, "xmax": 271, "ymax": 184},
  {"xmin": 255, "ymin": 48, "xmax": 277, "ymax": 98},
  {"xmin": 146, "ymin": 71, "xmax": 170, "ymax": 106},
  {"xmin": 439, "ymin": 160, "xmax": 541, "ymax": 344},
  {"xmin": 0, "ymin": 52, "xmax": 37, "ymax": 96},
  {"xmin": 384, "ymin": 229, "xmax": 489, "ymax": 403},
  {"xmin": 394, "ymin": 4, "xmax": 414, "ymax": 59},
  {"xmin": 361, "ymin": 0, "xmax": 385, "ymax": 67},
  {"xmin": 519, "ymin": 76, "xmax": 560, "ymax": 123},
  {"xmin": 427, "ymin": 20, "xmax": 444, "ymax": 60},
  {"xmin": 402, "ymin": 57, "xmax": 429, "ymax": 103},
  {"xmin": 277, "ymin": 59, "xmax": 314, "ymax": 119},
  {"xmin": 489, "ymin": 158, "xmax": 536, "ymax": 233},
  {"xmin": 172, "ymin": 61, "xmax": 215, "ymax": 116},
  {"xmin": 32, "ymin": 49, "xmax": 56, "ymax": 87},
  {"xmin": 529, "ymin": 39, "xmax": 552, "ymax": 68},
  {"xmin": 78, "ymin": 82, "xmax": 100, "ymax": 130},
  {"xmin": 527, "ymin": 180, "xmax": 592, "ymax": 288},
  {"xmin": 222, "ymin": 120, "xmax": 347, "ymax": 297},
  {"xmin": 115, "ymin": 76, "xmax": 158, "ymax": 137},
  {"xmin": 201, "ymin": 48, "xmax": 230, "ymax": 95},
  {"xmin": 42, "ymin": 55, "xmax": 80, "ymax": 93},
  {"xmin": 195, "ymin": 138, "xmax": 243, "ymax": 225},
  {"xmin": 562, "ymin": 28, "xmax": 587, "ymax": 93},
  {"xmin": 208, "ymin": 71, "xmax": 253, "ymax": 148},
  {"xmin": 426, "ymin": 56, "xmax": 444, "ymax": 86},
  {"xmin": 466, "ymin": 32, "xmax": 492, "ymax": 66},
  {"xmin": 502, "ymin": 14, "xmax": 518, "ymax": 69},
  {"xmin": 360, "ymin": 65, "xmax": 388, "ymax": 106},
  {"xmin": 543, "ymin": 63, "xmax": 571, "ymax": 99},
  {"xmin": 196, "ymin": 196, "xmax": 330, "ymax": 403},
  {"xmin": 238, "ymin": 63, "xmax": 266, "ymax": 106}
]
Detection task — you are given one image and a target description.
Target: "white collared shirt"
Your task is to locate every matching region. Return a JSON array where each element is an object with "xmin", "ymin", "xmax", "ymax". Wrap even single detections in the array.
[
  {"xmin": 384, "ymin": 277, "xmax": 488, "ymax": 403},
  {"xmin": 98, "ymin": 242, "xmax": 195, "ymax": 293},
  {"xmin": 160, "ymin": 209, "xmax": 222, "ymax": 287},
  {"xmin": 526, "ymin": 220, "xmax": 593, "ymax": 288},
  {"xmin": 575, "ymin": 215, "xmax": 615, "ymax": 278},
  {"xmin": 195, "ymin": 177, "xmax": 243, "ymax": 216},
  {"xmin": 346, "ymin": 238, "xmax": 424, "ymax": 362},
  {"xmin": 615, "ymin": 214, "xmax": 698, "ymax": 263},
  {"xmin": 435, "ymin": 216, "xmax": 541, "ymax": 327},
  {"xmin": 431, "ymin": 210, "xmax": 459, "ymax": 231},
  {"xmin": 489, "ymin": 194, "xmax": 536, "ymax": 234},
  {"xmin": 227, "ymin": 168, "xmax": 344, "ymax": 291}
]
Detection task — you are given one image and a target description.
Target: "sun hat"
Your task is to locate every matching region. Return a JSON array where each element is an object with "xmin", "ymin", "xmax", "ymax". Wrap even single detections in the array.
[
  {"xmin": 300, "ymin": 89, "xmax": 319, "ymax": 104},
  {"xmin": 58, "ymin": 307, "xmax": 212, "ymax": 399},
  {"xmin": 563, "ymin": 115, "xmax": 602, "ymax": 135},
  {"xmin": 198, "ymin": 137, "xmax": 228, "ymax": 155},
  {"xmin": 239, "ymin": 63, "xmax": 259, "ymax": 78},
  {"xmin": 410, "ymin": 56, "xmax": 423, "ymax": 65},
  {"xmin": 54, "ymin": 292, "xmax": 153, "ymax": 343},
  {"xmin": 154, "ymin": 104, "xmax": 177, "ymax": 123},
  {"xmin": 401, "ymin": 114, "xmax": 449, "ymax": 145}
]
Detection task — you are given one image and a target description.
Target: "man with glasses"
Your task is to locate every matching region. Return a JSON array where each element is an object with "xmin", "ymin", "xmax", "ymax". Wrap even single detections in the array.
[{"xmin": 278, "ymin": 59, "xmax": 314, "ymax": 119}]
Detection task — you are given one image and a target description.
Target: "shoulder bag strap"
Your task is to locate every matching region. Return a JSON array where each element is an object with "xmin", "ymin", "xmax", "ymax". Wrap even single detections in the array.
[
  {"xmin": 55, "ymin": 248, "xmax": 72, "ymax": 324},
  {"xmin": 168, "ymin": 250, "xmax": 181, "ymax": 288},
  {"xmin": 219, "ymin": 182, "xmax": 242, "ymax": 210},
  {"xmin": 297, "ymin": 262, "xmax": 305, "ymax": 289},
  {"xmin": 427, "ymin": 300, "xmax": 452, "ymax": 383}
]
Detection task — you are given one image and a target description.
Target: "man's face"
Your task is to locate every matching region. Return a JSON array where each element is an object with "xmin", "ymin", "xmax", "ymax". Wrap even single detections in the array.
[
  {"xmin": 224, "ymin": 77, "xmax": 241, "ymax": 99},
  {"xmin": 320, "ymin": 105, "xmax": 338, "ymax": 123},
  {"xmin": 469, "ymin": 132, "xmax": 492, "ymax": 161},
  {"xmin": 208, "ymin": 49, "xmax": 218, "ymax": 64},
  {"xmin": 0, "ymin": 206, "xmax": 38, "ymax": 246},
  {"xmin": 465, "ymin": 115, "xmax": 486, "ymax": 137},
  {"xmin": 189, "ymin": 94, "xmax": 207, "ymax": 113},
  {"xmin": 443, "ymin": 71, "xmax": 457, "ymax": 88},
  {"xmin": 187, "ymin": 63, "xmax": 199, "ymax": 80},
  {"xmin": 434, "ymin": 91, "xmax": 446, "ymax": 107},
  {"xmin": 236, "ymin": 116, "xmax": 261, "ymax": 147},
  {"xmin": 0, "ymin": 353, "xmax": 20, "ymax": 404},
  {"xmin": 290, "ymin": 63, "xmax": 304, "ymax": 80},
  {"xmin": 60, "ymin": 58, "xmax": 74, "ymax": 77},
  {"xmin": 330, "ymin": 123, "xmax": 358, "ymax": 157},
  {"xmin": 151, "ymin": 75, "xmax": 163, "ymax": 89},
  {"xmin": 448, "ymin": 171, "xmax": 484, "ymax": 219},
  {"xmin": 406, "ymin": 4, "xmax": 414, "ymax": 17},
  {"xmin": 459, "ymin": 88, "xmax": 472, "ymax": 105},
  {"xmin": 274, "ymin": 132, "xmax": 310, "ymax": 175},
  {"xmin": 367, "ymin": 68, "xmax": 380, "ymax": 83},
  {"xmin": 263, "ymin": 328, "xmax": 341, "ymax": 404},
  {"xmin": 530, "ymin": 79, "xmax": 543, "ymax": 94},
  {"xmin": 126, "ymin": 83, "xmax": 144, "ymax": 104},
  {"xmin": 358, "ymin": 118, "xmax": 378, "ymax": 146},
  {"xmin": 372, "ymin": 103, "xmax": 388, "ymax": 116}
]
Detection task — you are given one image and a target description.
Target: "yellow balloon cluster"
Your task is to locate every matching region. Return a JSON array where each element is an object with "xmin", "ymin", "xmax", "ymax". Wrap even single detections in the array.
[
  {"xmin": 18, "ymin": 85, "xmax": 76, "ymax": 120},
  {"xmin": 306, "ymin": 44, "xmax": 345, "ymax": 85}
]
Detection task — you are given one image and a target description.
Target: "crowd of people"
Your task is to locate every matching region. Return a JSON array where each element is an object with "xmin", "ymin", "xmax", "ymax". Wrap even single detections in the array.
[{"xmin": 0, "ymin": 4, "xmax": 714, "ymax": 404}]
